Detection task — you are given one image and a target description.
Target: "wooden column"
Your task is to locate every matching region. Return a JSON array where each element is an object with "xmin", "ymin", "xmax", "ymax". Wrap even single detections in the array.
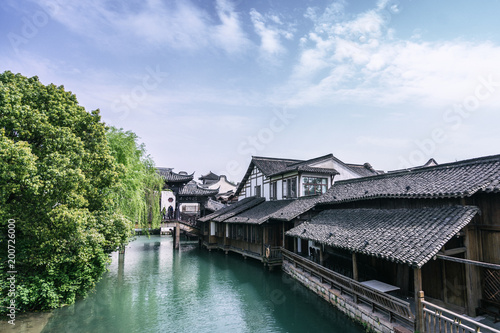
[
  {"xmin": 414, "ymin": 267, "xmax": 424, "ymax": 333},
  {"xmin": 174, "ymin": 222, "xmax": 180, "ymax": 250},
  {"xmin": 320, "ymin": 246, "xmax": 324, "ymax": 266},
  {"xmin": 352, "ymin": 252, "xmax": 359, "ymax": 281},
  {"xmin": 282, "ymin": 221, "xmax": 285, "ymax": 248},
  {"xmin": 262, "ymin": 227, "xmax": 265, "ymax": 256},
  {"xmin": 464, "ymin": 226, "xmax": 482, "ymax": 316},
  {"xmin": 293, "ymin": 237, "xmax": 297, "ymax": 253}
]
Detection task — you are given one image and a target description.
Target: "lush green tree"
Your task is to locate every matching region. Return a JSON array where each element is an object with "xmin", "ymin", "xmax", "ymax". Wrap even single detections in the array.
[
  {"xmin": 0, "ymin": 71, "xmax": 134, "ymax": 313},
  {"xmin": 106, "ymin": 126, "xmax": 163, "ymax": 233}
]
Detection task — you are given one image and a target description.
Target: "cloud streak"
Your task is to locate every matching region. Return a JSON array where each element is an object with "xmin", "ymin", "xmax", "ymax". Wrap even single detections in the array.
[{"xmin": 34, "ymin": 0, "xmax": 251, "ymax": 54}]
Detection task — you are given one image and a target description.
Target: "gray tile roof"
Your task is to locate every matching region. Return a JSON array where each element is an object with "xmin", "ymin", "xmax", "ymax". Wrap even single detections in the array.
[
  {"xmin": 319, "ymin": 154, "xmax": 500, "ymax": 204},
  {"xmin": 225, "ymin": 200, "xmax": 293, "ymax": 224},
  {"xmin": 345, "ymin": 163, "xmax": 383, "ymax": 177},
  {"xmin": 252, "ymin": 156, "xmax": 303, "ymax": 176},
  {"xmin": 198, "ymin": 196, "xmax": 265, "ymax": 222},
  {"xmin": 268, "ymin": 196, "xmax": 320, "ymax": 221},
  {"xmin": 267, "ymin": 154, "xmax": 340, "ymax": 177},
  {"xmin": 204, "ymin": 196, "xmax": 320, "ymax": 225},
  {"xmin": 286, "ymin": 206, "xmax": 479, "ymax": 268},
  {"xmin": 157, "ymin": 168, "xmax": 194, "ymax": 183},
  {"xmin": 199, "ymin": 171, "xmax": 219, "ymax": 181},
  {"xmin": 178, "ymin": 181, "xmax": 219, "ymax": 196},
  {"xmin": 204, "ymin": 199, "xmax": 226, "ymax": 212}
]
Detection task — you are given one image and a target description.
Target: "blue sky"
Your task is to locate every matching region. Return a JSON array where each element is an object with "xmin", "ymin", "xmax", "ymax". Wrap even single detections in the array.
[{"xmin": 2, "ymin": 0, "xmax": 500, "ymax": 183}]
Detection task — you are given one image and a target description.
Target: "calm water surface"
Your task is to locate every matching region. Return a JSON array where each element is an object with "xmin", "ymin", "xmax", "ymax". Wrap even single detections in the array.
[{"xmin": 39, "ymin": 236, "xmax": 363, "ymax": 333}]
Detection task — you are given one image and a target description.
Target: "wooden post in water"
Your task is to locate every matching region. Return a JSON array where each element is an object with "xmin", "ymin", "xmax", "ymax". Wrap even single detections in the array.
[{"xmin": 174, "ymin": 222, "xmax": 180, "ymax": 250}]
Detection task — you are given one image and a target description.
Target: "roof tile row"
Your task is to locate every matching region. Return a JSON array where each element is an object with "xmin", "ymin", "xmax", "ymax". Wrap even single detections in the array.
[{"xmin": 286, "ymin": 206, "xmax": 479, "ymax": 268}]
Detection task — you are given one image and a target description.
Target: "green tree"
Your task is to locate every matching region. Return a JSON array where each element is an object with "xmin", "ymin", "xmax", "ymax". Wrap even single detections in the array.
[
  {"xmin": 106, "ymin": 126, "xmax": 163, "ymax": 233},
  {"xmin": 0, "ymin": 71, "xmax": 133, "ymax": 313}
]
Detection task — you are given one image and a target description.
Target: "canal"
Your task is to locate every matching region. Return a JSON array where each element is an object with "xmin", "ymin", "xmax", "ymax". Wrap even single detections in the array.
[{"xmin": 18, "ymin": 236, "xmax": 364, "ymax": 332}]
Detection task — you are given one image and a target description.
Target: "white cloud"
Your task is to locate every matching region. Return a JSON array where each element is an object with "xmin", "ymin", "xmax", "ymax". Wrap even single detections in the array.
[
  {"xmin": 32, "ymin": 0, "xmax": 251, "ymax": 54},
  {"xmin": 282, "ymin": 2, "xmax": 500, "ymax": 110},
  {"xmin": 250, "ymin": 8, "xmax": 294, "ymax": 60}
]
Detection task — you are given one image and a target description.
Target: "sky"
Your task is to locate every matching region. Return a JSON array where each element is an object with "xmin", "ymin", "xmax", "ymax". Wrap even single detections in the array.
[{"xmin": 2, "ymin": 0, "xmax": 500, "ymax": 183}]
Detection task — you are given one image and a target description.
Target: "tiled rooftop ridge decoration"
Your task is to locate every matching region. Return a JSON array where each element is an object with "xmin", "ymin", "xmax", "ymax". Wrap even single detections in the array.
[{"xmin": 156, "ymin": 167, "xmax": 194, "ymax": 182}]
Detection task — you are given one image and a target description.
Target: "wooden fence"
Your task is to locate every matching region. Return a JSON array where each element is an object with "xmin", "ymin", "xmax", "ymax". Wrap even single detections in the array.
[{"xmin": 281, "ymin": 248, "xmax": 415, "ymax": 328}]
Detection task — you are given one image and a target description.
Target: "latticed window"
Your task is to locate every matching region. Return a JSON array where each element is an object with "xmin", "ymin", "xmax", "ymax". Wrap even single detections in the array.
[{"xmin": 302, "ymin": 177, "xmax": 327, "ymax": 196}]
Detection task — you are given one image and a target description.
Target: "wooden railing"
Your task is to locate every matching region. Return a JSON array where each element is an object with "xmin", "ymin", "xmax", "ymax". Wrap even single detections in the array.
[
  {"xmin": 266, "ymin": 246, "xmax": 282, "ymax": 260},
  {"xmin": 282, "ymin": 248, "xmax": 415, "ymax": 327},
  {"xmin": 422, "ymin": 300, "xmax": 500, "ymax": 333}
]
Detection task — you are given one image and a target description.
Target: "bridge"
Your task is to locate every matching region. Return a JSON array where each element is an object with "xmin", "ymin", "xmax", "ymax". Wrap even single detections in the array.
[
  {"xmin": 161, "ymin": 219, "xmax": 201, "ymax": 237},
  {"xmin": 161, "ymin": 218, "xmax": 202, "ymax": 250}
]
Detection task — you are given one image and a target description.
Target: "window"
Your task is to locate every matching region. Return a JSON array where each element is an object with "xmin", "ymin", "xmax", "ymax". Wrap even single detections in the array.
[
  {"xmin": 303, "ymin": 177, "xmax": 328, "ymax": 196},
  {"xmin": 270, "ymin": 182, "xmax": 277, "ymax": 200},
  {"xmin": 283, "ymin": 177, "xmax": 297, "ymax": 199},
  {"xmin": 255, "ymin": 185, "xmax": 261, "ymax": 198}
]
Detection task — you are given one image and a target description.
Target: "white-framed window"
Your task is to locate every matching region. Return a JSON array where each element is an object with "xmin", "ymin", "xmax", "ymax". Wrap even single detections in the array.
[{"xmin": 303, "ymin": 177, "xmax": 328, "ymax": 196}]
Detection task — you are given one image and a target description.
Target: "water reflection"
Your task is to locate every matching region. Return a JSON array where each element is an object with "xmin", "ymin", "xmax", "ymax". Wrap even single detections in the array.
[{"xmin": 7, "ymin": 236, "xmax": 363, "ymax": 333}]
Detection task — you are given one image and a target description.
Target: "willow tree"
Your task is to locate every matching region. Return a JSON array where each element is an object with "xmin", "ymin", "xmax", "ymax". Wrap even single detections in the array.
[
  {"xmin": 106, "ymin": 126, "xmax": 163, "ymax": 233},
  {"xmin": 0, "ymin": 71, "xmax": 132, "ymax": 313}
]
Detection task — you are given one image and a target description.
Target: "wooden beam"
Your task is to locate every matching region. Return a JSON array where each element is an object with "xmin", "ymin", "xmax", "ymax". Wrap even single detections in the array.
[
  {"xmin": 474, "ymin": 225, "xmax": 500, "ymax": 231},
  {"xmin": 436, "ymin": 254, "xmax": 500, "ymax": 270},
  {"xmin": 439, "ymin": 247, "xmax": 466, "ymax": 256}
]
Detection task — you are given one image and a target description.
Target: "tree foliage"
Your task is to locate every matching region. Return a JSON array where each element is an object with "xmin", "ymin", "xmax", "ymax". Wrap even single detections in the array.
[
  {"xmin": 0, "ymin": 71, "xmax": 159, "ymax": 313},
  {"xmin": 106, "ymin": 126, "xmax": 163, "ymax": 232}
]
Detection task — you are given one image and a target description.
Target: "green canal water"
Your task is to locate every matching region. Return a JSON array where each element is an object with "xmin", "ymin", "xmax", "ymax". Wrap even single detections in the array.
[{"xmin": 13, "ymin": 236, "xmax": 365, "ymax": 333}]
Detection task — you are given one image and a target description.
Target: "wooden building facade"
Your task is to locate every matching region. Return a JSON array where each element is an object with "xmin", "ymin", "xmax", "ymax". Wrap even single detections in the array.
[
  {"xmin": 199, "ymin": 196, "xmax": 319, "ymax": 267},
  {"xmin": 286, "ymin": 154, "xmax": 500, "ymax": 331}
]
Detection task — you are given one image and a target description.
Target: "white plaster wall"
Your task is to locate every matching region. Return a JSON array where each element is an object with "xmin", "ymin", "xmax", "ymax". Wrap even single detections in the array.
[
  {"xmin": 310, "ymin": 159, "xmax": 336, "ymax": 169},
  {"xmin": 333, "ymin": 163, "xmax": 363, "ymax": 181},
  {"xmin": 277, "ymin": 180, "xmax": 283, "ymax": 200},
  {"xmin": 207, "ymin": 176, "xmax": 237, "ymax": 193},
  {"xmin": 161, "ymin": 190, "xmax": 176, "ymax": 211}
]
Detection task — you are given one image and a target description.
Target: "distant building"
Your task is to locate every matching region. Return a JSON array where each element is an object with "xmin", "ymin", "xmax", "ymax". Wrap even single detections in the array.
[
  {"xmin": 156, "ymin": 168, "xmax": 218, "ymax": 220},
  {"xmin": 199, "ymin": 171, "xmax": 238, "ymax": 204}
]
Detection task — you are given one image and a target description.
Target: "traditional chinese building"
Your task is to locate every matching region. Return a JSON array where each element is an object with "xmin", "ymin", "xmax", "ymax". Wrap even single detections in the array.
[
  {"xmin": 199, "ymin": 171, "xmax": 238, "ymax": 203},
  {"xmin": 235, "ymin": 154, "xmax": 381, "ymax": 201},
  {"xmin": 157, "ymin": 168, "xmax": 218, "ymax": 220},
  {"xmin": 285, "ymin": 154, "xmax": 500, "ymax": 332}
]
